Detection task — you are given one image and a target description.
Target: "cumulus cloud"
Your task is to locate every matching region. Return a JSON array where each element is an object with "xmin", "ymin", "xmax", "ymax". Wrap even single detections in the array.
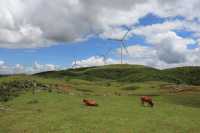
[
  {"xmin": 1, "ymin": 0, "xmax": 200, "ymax": 69},
  {"xmin": 131, "ymin": 20, "xmax": 196, "ymax": 64},
  {"xmin": 75, "ymin": 19, "xmax": 200, "ymax": 68},
  {"xmin": 30, "ymin": 61, "xmax": 61, "ymax": 73},
  {"xmin": 0, "ymin": 61, "xmax": 5, "ymax": 65},
  {"xmin": 153, "ymin": 0, "xmax": 200, "ymax": 20},
  {"xmin": 1, "ymin": 0, "xmax": 200, "ymax": 48},
  {"xmin": 0, "ymin": 0, "xmax": 149, "ymax": 48},
  {"xmin": 114, "ymin": 44, "xmax": 200, "ymax": 69},
  {"xmin": 100, "ymin": 27, "xmax": 130, "ymax": 40},
  {"xmin": 0, "ymin": 61, "xmax": 61, "ymax": 74},
  {"xmin": 72, "ymin": 56, "xmax": 117, "ymax": 68}
]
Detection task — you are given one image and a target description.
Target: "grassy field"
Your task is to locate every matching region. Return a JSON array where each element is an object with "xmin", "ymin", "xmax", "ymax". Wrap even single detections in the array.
[
  {"xmin": 0, "ymin": 64, "xmax": 200, "ymax": 133},
  {"xmin": 0, "ymin": 91, "xmax": 200, "ymax": 133}
]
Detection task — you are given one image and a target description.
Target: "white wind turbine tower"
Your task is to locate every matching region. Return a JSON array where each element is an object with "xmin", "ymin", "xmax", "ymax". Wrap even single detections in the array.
[{"xmin": 108, "ymin": 28, "xmax": 131, "ymax": 64}]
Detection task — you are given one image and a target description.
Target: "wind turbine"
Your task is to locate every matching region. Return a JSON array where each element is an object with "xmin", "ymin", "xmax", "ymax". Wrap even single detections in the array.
[
  {"xmin": 97, "ymin": 48, "xmax": 113, "ymax": 65},
  {"xmin": 108, "ymin": 29, "xmax": 131, "ymax": 64},
  {"xmin": 71, "ymin": 56, "xmax": 81, "ymax": 68}
]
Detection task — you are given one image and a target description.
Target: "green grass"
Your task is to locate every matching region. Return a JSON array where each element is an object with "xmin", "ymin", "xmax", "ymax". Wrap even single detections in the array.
[
  {"xmin": 1, "ymin": 64, "xmax": 200, "ymax": 133},
  {"xmin": 34, "ymin": 64, "xmax": 200, "ymax": 85},
  {"xmin": 0, "ymin": 91, "xmax": 200, "ymax": 133}
]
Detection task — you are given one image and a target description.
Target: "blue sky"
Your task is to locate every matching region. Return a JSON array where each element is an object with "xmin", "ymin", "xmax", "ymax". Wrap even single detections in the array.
[
  {"xmin": 0, "ymin": 0, "xmax": 200, "ymax": 74},
  {"xmin": 0, "ymin": 15, "xmax": 198, "ymax": 66},
  {"xmin": 0, "ymin": 14, "xmax": 161, "ymax": 67}
]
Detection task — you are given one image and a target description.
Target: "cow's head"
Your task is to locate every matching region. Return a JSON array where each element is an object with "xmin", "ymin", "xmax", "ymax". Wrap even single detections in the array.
[
  {"xmin": 150, "ymin": 101, "xmax": 154, "ymax": 107},
  {"xmin": 83, "ymin": 99, "xmax": 87, "ymax": 103}
]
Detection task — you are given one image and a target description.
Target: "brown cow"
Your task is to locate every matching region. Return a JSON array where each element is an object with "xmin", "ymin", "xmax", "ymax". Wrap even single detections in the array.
[
  {"xmin": 83, "ymin": 99, "xmax": 98, "ymax": 106},
  {"xmin": 140, "ymin": 96, "xmax": 154, "ymax": 107}
]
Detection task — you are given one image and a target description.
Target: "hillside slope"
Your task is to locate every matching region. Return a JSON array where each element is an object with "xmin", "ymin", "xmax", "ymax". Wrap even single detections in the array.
[
  {"xmin": 34, "ymin": 64, "xmax": 200, "ymax": 85},
  {"xmin": 162, "ymin": 67, "xmax": 200, "ymax": 85}
]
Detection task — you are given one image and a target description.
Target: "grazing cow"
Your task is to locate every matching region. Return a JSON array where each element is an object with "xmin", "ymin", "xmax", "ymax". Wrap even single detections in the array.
[
  {"xmin": 140, "ymin": 96, "xmax": 154, "ymax": 107},
  {"xmin": 83, "ymin": 99, "xmax": 98, "ymax": 106}
]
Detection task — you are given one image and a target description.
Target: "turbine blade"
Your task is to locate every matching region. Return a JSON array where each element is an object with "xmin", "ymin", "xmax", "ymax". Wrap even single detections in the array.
[
  {"xmin": 107, "ymin": 38, "xmax": 122, "ymax": 41},
  {"xmin": 122, "ymin": 29, "xmax": 131, "ymax": 40}
]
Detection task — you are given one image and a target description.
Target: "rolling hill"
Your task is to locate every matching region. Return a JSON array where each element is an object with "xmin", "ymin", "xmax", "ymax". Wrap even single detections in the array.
[
  {"xmin": 34, "ymin": 64, "xmax": 200, "ymax": 85},
  {"xmin": 1, "ymin": 64, "xmax": 200, "ymax": 132}
]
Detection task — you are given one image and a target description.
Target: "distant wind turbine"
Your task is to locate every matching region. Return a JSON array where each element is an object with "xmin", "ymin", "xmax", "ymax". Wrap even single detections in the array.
[
  {"xmin": 97, "ymin": 48, "xmax": 113, "ymax": 65},
  {"xmin": 108, "ymin": 28, "xmax": 131, "ymax": 64},
  {"xmin": 71, "ymin": 56, "xmax": 81, "ymax": 68}
]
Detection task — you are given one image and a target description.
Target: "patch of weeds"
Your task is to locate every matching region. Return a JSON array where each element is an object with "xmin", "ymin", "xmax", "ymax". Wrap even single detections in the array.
[
  {"xmin": 76, "ymin": 88, "xmax": 93, "ymax": 93},
  {"xmin": 27, "ymin": 99, "xmax": 39, "ymax": 104},
  {"xmin": 121, "ymin": 85, "xmax": 139, "ymax": 91}
]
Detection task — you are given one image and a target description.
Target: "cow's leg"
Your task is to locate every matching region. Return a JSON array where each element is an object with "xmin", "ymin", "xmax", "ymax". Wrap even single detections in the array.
[
  {"xmin": 151, "ymin": 101, "xmax": 154, "ymax": 107},
  {"xmin": 148, "ymin": 101, "xmax": 154, "ymax": 107}
]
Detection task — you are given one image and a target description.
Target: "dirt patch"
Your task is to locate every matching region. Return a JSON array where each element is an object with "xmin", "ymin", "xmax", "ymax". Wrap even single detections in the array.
[
  {"xmin": 0, "ymin": 104, "xmax": 12, "ymax": 112},
  {"xmin": 161, "ymin": 84, "xmax": 200, "ymax": 93},
  {"xmin": 54, "ymin": 84, "xmax": 71, "ymax": 93}
]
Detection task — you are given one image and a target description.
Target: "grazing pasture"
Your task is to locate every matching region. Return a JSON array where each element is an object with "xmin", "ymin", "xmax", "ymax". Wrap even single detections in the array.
[
  {"xmin": 0, "ymin": 92, "xmax": 200, "ymax": 133},
  {"xmin": 0, "ymin": 65, "xmax": 200, "ymax": 133}
]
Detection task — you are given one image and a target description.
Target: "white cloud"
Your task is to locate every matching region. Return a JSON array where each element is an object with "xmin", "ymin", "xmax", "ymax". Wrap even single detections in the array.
[
  {"xmin": 153, "ymin": 0, "xmax": 200, "ymax": 20},
  {"xmin": 1, "ymin": 0, "xmax": 200, "ymax": 48},
  {"xmin": 0, "ymin": 61, "xmax": 61, "ymax": 74},
  {"xmin": 73, "ymin": 56, "xmax": 117, "ymax": 67},
  {"xmin": 0, "ymin": 60, "xmax": 5, "ymax": 65},
  {"xmin": 31, "ymin": 61, "xmax": 60, "ymax": 73},
  {"xmin": 131, "ymin": 20, "xmax": 196, "ymax": 64},
  {"xmin": 114, "ymin": 44, "xmax": 200, "ymax": 69},
  {"xmin": 1, "ymin": 0, "xmax": 200, "ymax": 69},
  {"xmin": 100, "ymin": 27, "xmax": 130, "ymax": 40}
]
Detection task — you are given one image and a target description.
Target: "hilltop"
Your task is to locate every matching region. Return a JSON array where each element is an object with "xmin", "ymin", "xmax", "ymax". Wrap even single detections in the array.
[{"xmin": 34, "ymin": 64, "xmax": 200, "ymax": 85}]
